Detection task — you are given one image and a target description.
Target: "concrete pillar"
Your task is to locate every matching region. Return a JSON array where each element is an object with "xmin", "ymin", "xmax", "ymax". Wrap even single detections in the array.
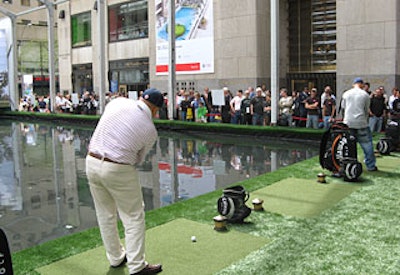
[
  {"xmin": 96, "ymin": 0, "xmax": 106, "ymax": 114},
  {"xmin": 168, "ymin": 0, "xmax": 176, "ymax": 120},
  {"xmin": 46, "ymin": 2, "xmax": 56, "ymax": 112},
  {"xmin": 270, "ymin": 0, "xmax": 279, "ymax": 125},
  {"xmin": 9, "ymin": 16, "xmax": 18, "ymax": 111}
]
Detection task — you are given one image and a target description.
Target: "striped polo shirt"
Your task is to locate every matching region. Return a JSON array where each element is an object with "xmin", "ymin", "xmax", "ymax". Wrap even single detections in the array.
[{"xmin": 88, "ymin": 97, "xmax": 158, "ymax": 165}]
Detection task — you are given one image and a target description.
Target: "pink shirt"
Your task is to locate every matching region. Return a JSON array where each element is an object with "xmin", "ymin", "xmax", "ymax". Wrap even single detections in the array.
[{"xmin": 89, "ymin": 97, "xmax": 157, "ymax": 165}]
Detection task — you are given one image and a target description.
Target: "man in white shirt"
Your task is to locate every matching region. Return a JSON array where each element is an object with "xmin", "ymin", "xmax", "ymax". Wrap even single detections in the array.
[
  {"xmin": 55, "ymin": 92, "xmax": 65, "ymax": 113},
  {"xmin": 342, "ymin": 78, "xmax": 377, "ymax": 172},
  {"xmin": 175, "ymin": 89, "xmax": 185, "ymax": 120},
  {"xmin": 230, "ymin": 89, "xmax": 243, "ymax": 124},
  {"xmin": 278, "ymin": 88, "xmax": 294, "ymax": 126},
  {"xmin": 86, "ymin": 88, "xmax": 163, "ymax": 275},
  {"xmin": 388, "ymin": 87, "xmax": 399, "ymax": 111}
]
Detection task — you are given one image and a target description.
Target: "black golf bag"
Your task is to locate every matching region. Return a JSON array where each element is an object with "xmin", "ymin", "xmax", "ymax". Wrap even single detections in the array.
[
  {"xmin": 320, "ymin": 122, "xmax": 363, "ymax": 181},
  {"xmin": 0, "ymin": 228, "xmax": 14, "ymax": 275},
  {"xmin": 379, "ymin": 98, "xmax": 400, "ymax": 154},
  {"xmin": 376, "ymin": 119, "xmax": 400, "ymax": 155},
  {"xmin": 217, "ymin": 185, "xmax": 251, "ymax": 223}
]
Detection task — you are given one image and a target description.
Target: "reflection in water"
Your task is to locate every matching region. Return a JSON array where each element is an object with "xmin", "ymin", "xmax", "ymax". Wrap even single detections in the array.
[{"xmin": 0, "ymin": 121, "xmax": 318, "ymax": 252}]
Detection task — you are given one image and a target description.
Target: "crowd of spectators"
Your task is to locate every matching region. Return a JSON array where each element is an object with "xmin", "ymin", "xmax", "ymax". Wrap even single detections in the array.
[
  {"xmin": 17, "ymin": 83, "xmax": 400, "ymax": 132},
  {"xmin": 172, "ymin": 85, "xmax": 335, "ymax": 129},
  {"xmin": 172, "ymin": 84, "xmax": 400, "ymax": 132},
  {"xmin": 18, "ymin": 91, "xmax": 102, "ymax": 115}
]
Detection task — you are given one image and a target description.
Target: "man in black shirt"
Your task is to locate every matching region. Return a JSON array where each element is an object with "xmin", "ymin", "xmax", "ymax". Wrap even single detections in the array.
[
  {"xmin": 369, "ymin": 88, "xmax": 387, "ymax": 133},
  {"xmin": 250, "ymin": 88, "xmax": 266, "ymax": 126},
  {"xmin": 240, "ymin": 90, "xmax": 252, "ymax": 125},
  {"xmin": 305, "ymin": 88, "xmax": 320, "ymax": 129}
]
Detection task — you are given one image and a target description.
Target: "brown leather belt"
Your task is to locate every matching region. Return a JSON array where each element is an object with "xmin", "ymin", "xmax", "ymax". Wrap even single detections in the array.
[{"xmin": 88, "ymin": 152, "xmax": 127, "ymax": 165}]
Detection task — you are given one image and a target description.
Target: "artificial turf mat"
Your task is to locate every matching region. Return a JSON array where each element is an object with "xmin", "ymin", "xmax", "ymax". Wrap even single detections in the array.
[
  {"xmin": 247, "ymin": 177, "xmax": 361, "ymax": 218},
  {"xmin": 375, "ymin": 154, "xmax": 400, "ymax": 171},
  {"xmin": 36, "ymin": 218, "xmax": 269, "ymax": 275}
]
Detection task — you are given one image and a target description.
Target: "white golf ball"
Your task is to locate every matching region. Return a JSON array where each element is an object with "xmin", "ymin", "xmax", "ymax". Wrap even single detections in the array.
[{"xmin": 191, "ymin": 236, "xmax": 197, "ymax": 242}]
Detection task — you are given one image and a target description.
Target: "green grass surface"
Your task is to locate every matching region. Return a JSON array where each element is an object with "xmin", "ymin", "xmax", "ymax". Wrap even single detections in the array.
[
  {"xmin": 247, "ymin": 177, "xmax": 361, "ymax": 218},
  {"xmin": 13, "ymin": 150, "xmax": 400, "ymax": 275},
  {"xmin": 217, "ymin": 156, "xmax": 400, "ymax": 274},
  {"xmin": 36, "ymin": 219, "xmax": 269, "ymax": 275}
]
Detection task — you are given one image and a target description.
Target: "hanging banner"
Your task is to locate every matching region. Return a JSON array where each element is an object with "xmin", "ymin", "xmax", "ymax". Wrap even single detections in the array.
[{"xmin": 155, "ymin": 0, "xmax": 214, "ymax": 75}]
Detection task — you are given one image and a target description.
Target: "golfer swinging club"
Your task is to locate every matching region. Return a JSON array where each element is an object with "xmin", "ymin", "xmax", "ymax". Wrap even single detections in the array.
[{"xmin": 86, "ymin": 88, "xmax": 164, "ymax": 275}]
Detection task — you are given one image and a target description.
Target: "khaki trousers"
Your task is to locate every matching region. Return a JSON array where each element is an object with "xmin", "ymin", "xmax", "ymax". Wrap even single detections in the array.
[{"xmin": 86, "ymin": 155, "xmax": 147, "ymax": 274}]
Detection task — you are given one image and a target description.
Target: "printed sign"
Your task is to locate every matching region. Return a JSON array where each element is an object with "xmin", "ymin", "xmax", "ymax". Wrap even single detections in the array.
[
  {"xmin": 155, "ymin": 0, "xmax": 214, "ymax": 75},
  {"xmin": 128, "ymin": 91, "xmax": 138, "ymax": 100},
  {"xmin": 211, "ymin": 89, "xmax": 225, "ymax": 106}
]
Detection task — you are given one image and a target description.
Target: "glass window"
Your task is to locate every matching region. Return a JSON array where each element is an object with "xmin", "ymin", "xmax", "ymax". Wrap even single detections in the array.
[
  {"xmin": 109, "ymin": 0, "xmax": 148, "ymax": 42},
  {"xmin": 311, "ymin": 0, "xmax": 336, "ymax": 70},
  {"xmin": 289, "ymin": 0, "xmax": 336, "ymax": 72},
  {"xmin": 109, "ymin": 58, "xmax": 149, "ymax": 93},
  {"xmin": 71, "ymin": 12, "xmax": 92, "ymax": 47},
  {"xmin": 19, "ymin": 40, "xmax": 51, "ymax": 75},
  {"xmin": 72, "ymin": 64, "xmax": 93, "ymax": 94}
]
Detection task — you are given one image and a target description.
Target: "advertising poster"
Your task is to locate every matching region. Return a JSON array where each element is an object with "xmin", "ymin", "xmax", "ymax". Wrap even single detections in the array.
[{"xmin": 155, "ymin": 0, "xmax": 214, "ymax": 75}]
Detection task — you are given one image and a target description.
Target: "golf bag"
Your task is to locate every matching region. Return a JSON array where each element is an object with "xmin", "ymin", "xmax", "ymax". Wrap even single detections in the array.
[
  {"xmin": 376, "ymin": 119, "xmax": 400, "ymax": 155},
  {"xmin": 0, "ymin": 228, "xmax": 14, "ymax": 275},
  {"xmin": 217, "ymin": 185, "xmax": 251, "ymax": 223},
  {"xmin": 379, "ymin": 98, "xmax": 400, "ymax": 154},
  {"xmin": 319, "ymin": 122, "xmax": 362, "ymax": 181}
]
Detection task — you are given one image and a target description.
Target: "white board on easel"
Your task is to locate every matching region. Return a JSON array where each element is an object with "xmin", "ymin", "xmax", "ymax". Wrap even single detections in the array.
[
  {"xmin": 128, "ymin": 91, "xmax": 138, "ymax": 100},
  {"xmin": 71, "ymin": 93, "xmax": 79, "ymax": 105},
  {"xmin": 211, "ymin": 89, "xmax": 224, "ymax": 106}
]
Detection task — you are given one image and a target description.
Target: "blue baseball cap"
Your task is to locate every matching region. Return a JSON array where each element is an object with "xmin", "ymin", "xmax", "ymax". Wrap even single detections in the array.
[
  {"xmin": 353, "ymin": 77, "xmax": 364, "ymax": 84},
  {"xmin": 142, "ymin": 88, "xmax": 164, "ymax": 108}
]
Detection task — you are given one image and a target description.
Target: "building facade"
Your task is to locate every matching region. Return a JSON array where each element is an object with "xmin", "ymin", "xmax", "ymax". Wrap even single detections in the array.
[
  {"xmin": 1, "ymin": 0, "xmax": 400, "ymax": 106},
  {"xmin": 0, "ymin": 0, "xmax": 54, "ymax": 97}
]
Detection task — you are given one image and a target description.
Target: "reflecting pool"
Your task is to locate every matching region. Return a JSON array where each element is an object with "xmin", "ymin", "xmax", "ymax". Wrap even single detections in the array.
[{"xmin": 0, "ymin": 120, "xmax": 318, "ymax": 252}]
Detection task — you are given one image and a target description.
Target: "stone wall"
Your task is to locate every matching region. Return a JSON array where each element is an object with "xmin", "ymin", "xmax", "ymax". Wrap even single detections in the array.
[{"xmin": 336, "ymin": 0, "xmax": 400, "ymax": 99}]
